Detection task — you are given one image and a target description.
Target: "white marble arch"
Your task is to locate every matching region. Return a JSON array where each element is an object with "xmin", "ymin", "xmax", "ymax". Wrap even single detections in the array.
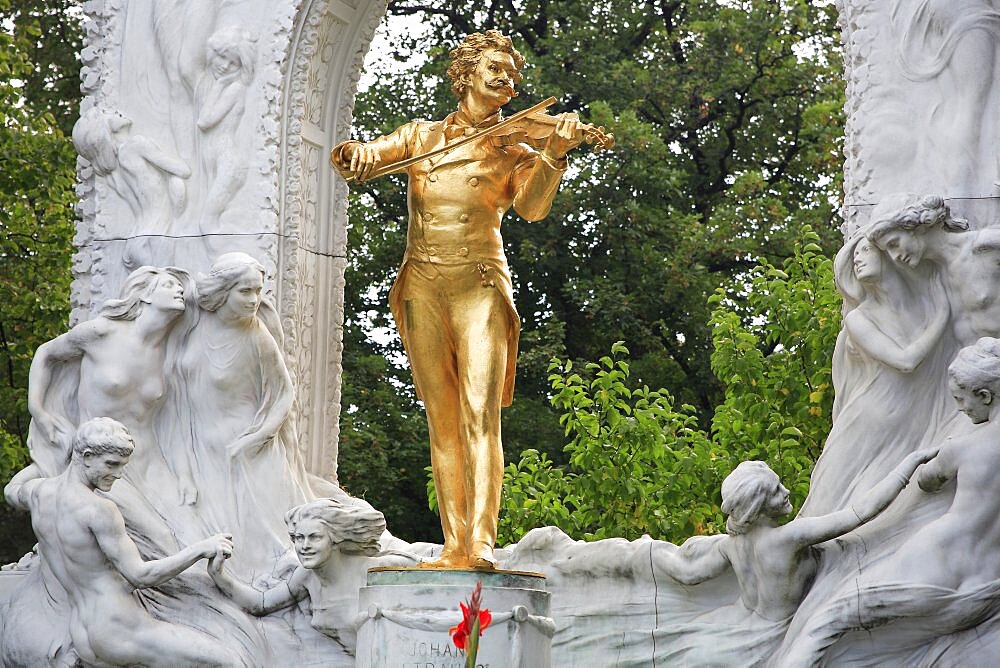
[
  {"xmin": 71, "ymin": 0, "xmax": 388, "ymax": 483},
  {"xmin": 275, "ymin": 0, "xmax": 389, "ymax": 480}
]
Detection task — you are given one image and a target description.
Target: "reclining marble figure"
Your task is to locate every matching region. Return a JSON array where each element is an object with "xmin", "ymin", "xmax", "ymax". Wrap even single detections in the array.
[
  {"xmin": 3, "ymin": 417, "xmax": 238, "ymax": 667},
  {"xmin": 649, "ymin": 447, "xmax": 937, "ymax": 665},
  {"xmin": 773, "ymin": 336, "xmax": 1000, "ymax": 665},
  {"xmin": 208, "ymin": 498, "xmax": 418, "ymax": 652}
]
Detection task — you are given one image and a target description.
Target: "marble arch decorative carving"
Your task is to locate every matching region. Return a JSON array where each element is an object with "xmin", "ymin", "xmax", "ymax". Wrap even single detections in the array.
[{"xmin": 70, "ymin": 0, "xmax": 388, "ymax": 482}]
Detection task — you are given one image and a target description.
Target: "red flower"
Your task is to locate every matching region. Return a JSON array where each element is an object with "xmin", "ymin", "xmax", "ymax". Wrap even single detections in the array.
[
  {"xmin": 449, "ymin": 582, "xmax": 492, "ymax": 655},
  {"xmin": 449, "ymin": 601, "xmax": 492, "ymax": 649}
]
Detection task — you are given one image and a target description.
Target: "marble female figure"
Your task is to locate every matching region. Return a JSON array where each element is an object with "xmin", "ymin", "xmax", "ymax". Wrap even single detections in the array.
[
  {"xmin": 26, "ymin": 266, "xmax": 196, "ymax": 532},
  {"xmin": 775, "ymin": 337, "xmax": 1000, "ymax": 666},
  {"xmin": 197, "ymin": 26, "xmax": 257, "ymax": 229},
  {"xmin": 800, "ymin": 229, "xmax": 951, "ymax": 515},
  {"xmin": 72, "ymin": 108, "xmax": 191, "ymax": 268},
  {"xmin": 209, "ymin": 499, "xmax": 418, "ymax": 654},
  {"xmin": 177, "ymin": 252, "xmax": 317, "ymax": 578}
]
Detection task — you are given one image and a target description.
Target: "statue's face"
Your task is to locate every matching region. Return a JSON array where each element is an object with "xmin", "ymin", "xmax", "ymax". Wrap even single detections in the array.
[
  {"xmin": 108, "ymin": 111, "xmax": 131, "ymax": 134},
  {"xmin": 210, "ymin": 47, "xmax": 241, "ymax": 78},
  {"xmin": 145, "ymin": 274, "xmax": 186, "ymax": 312},
  {"xmin": 853, "ymin": 239, "xmax": 882, "ymax": 282},
  {"xmin": 292, "ymin": 518, "xmax": 335, "ymax": 569},
  {"xmin": 220, "ymin": 267, "xmax": 263, "ymax": 322},
  {"xmin": 83, "ymin": 451, "xmax": 129, "ymax": 492},
  {"xmin": 873, "ymin": 228, "xmax": 925, "ymax": 268},
  {"xmin": 468, "ymin": 49, "xmax": 518, "ymax": 110},
  {"xmin": 766, "ymin": 483, "xmax": 793, "ymax": 517},
  {"xmin": 949, "ymin": 376, "xmax": 993, "ymax": 424}
]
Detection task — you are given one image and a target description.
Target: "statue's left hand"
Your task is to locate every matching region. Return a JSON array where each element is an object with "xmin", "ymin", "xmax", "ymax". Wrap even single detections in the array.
[
  {"xmin": 207, "ymin": 552, "xmax": 228, "ymax": 579},
  {"xmin": 542, "ymin": 112, "xmax": 584, "ymax": 160},
  {"xmin": 178, "ymin": 477, "xmax": 198, "ymax": 506}
]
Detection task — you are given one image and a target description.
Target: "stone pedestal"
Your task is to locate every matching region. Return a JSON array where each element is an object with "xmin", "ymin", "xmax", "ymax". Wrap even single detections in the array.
[{"xmin": 355, "ymin": 568, "xmax": 553, "ymax": 668}]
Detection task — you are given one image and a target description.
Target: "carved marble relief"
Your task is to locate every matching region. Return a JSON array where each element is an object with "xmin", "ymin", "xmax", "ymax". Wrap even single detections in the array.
[
  {"xmin": 68, "ymin": 0, "xmax": 388, "ymax": 490},
  {"xmin": 3, "ymin": 254, "xmax": 382, "ymax": 665},
  {"xmin": 72, "ymin": 109, "xmax": 191, "ymax": 267},
  {"xmin": 197, "ymin": 26, "xmax": 258, "ymax": 234},
  {"xmin": 838, "ymin": 0, "xmax": 1000, "ymax": 233}
]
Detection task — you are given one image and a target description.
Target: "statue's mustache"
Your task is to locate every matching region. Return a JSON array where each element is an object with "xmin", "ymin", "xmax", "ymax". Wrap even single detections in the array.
[{"xmin": 488, "ymin": 79, "xmax": 517, "ymax": 96}]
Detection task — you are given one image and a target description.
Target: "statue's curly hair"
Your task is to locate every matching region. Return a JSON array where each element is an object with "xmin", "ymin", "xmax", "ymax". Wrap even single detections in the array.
[
  {"xmin": 73, "ymin": 417, "xmax": 135, "ymax": 458},
  {"xmin": 446, "ymin": 29, "xmax": 525, "ymax": 98},
  {"xmin": 867, "ymin": 193, "xmax": 969, "ymax": 242}
]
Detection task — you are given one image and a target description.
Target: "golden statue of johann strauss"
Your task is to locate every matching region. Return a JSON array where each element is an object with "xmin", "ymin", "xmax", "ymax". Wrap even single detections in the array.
[{"xmin": 330, "ymin": 30, "xmax": 595, "ymax": 569}]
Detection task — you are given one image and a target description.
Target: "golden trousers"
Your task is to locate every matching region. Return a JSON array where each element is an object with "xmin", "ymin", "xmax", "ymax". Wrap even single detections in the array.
[{"xmin": 397, "ymin": 260, "xmax": 509, "ymax": 556}]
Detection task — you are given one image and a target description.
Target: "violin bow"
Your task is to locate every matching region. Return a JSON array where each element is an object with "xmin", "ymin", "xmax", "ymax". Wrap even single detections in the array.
[{"xmin": 337, "ymin": 96, "xmax": 558, "ymax": 183}]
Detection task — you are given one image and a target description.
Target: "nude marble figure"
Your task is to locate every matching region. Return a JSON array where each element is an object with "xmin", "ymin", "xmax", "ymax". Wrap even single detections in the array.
[
  {"xmin": 3, "ymin": 418, "xmax": 236, "ymax": 667},
  {"xmin": 72, "ymin": 109, "xmax": 190, "ymax": 268},
  {"xmin": 27, "ymin": 266, "xmax": 196, "ymax": 510},
  {"xmin": 198, "ymin": 26, "xmax": 257, "ymax": 228},
  {"xmin": 775, "ymin": 336, "xmax": 1000, "ymax": 665},
  {"xmin": 868, "ymin": 193, "xmax": 1000, "ymax": 345},
  {"xmin": 648, "ymin": 449, "xmax": 935, "ymax": 665}
]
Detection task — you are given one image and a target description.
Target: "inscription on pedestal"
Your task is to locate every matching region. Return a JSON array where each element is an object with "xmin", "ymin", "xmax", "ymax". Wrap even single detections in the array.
[{"xmin": 355, "ymin": 569, "xmax": 552, "ymax": 668}]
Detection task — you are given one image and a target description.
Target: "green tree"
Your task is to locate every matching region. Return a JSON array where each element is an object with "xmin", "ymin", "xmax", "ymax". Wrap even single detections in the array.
[
  {"xmin": 342, "ymin": 0, "xmax": 845, "ymax": 540},
  {"xmin": 498, "ymin": 228, "xmax": 841, "ymax": 544},
  {"xmin": 708, "ymin": 225, "xmax": 840, "ymax": 505},
  {"xmin": 0, "ymin": 0, "xmax": 79, "ymax": 561},
  {"xmin": 3, "ymin": 0, "xmax": 84, "ymax": 135}
]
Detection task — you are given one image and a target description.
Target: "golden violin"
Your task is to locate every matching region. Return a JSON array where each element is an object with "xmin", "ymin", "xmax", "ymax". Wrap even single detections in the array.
[
  {"xmin": 337, "ymin": 97, "xmax": 614, "ymax": 183},
  {"xmin": 487, "ymin": 109, "xmax": 615, "ymax": 152}
]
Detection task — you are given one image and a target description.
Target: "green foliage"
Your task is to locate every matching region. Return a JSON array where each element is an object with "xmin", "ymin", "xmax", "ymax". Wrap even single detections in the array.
[
  {"xmin": 2, "ymin": 0, "xmax": 85, "ymax": 135},
  {"xmin": 341, "ymin": 0, "xmax": 846, "ymax": 532},
  {"xmin": 337, "ymin": 339, "xmax": 438, "ymax": 541},
  {"xmin": 499, "ymin": 228, "xmax": 841, "ymax": 544},
  {"xmin": 709, "ymin": 226, "xmax": 841, "ymax": 506},
  {"xmin": 499, "ymin": 342, "xmax": 726, "ymax": 544},
  {"xmin": 0, "ymin": 0, "xmax": 79, "ymax": 560}
]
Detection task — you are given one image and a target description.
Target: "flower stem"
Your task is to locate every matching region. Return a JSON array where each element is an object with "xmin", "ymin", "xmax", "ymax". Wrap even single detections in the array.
[{"xmin": 465, "ymin": 616, "xmax": 480, "ymax": 668}]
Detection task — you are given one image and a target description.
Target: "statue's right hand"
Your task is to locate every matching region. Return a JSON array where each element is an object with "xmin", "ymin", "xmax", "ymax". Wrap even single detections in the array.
[
  {"xmin": 348, "ymin": 144, "xmax": 380, "ymax": 182},
  {"xmin": 33, "ymin": 411, "xmax": 71, "ymax": 446},
  {"xmin": 197, "ymin": 533, "xmax": 234, "ymax": 560}
]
